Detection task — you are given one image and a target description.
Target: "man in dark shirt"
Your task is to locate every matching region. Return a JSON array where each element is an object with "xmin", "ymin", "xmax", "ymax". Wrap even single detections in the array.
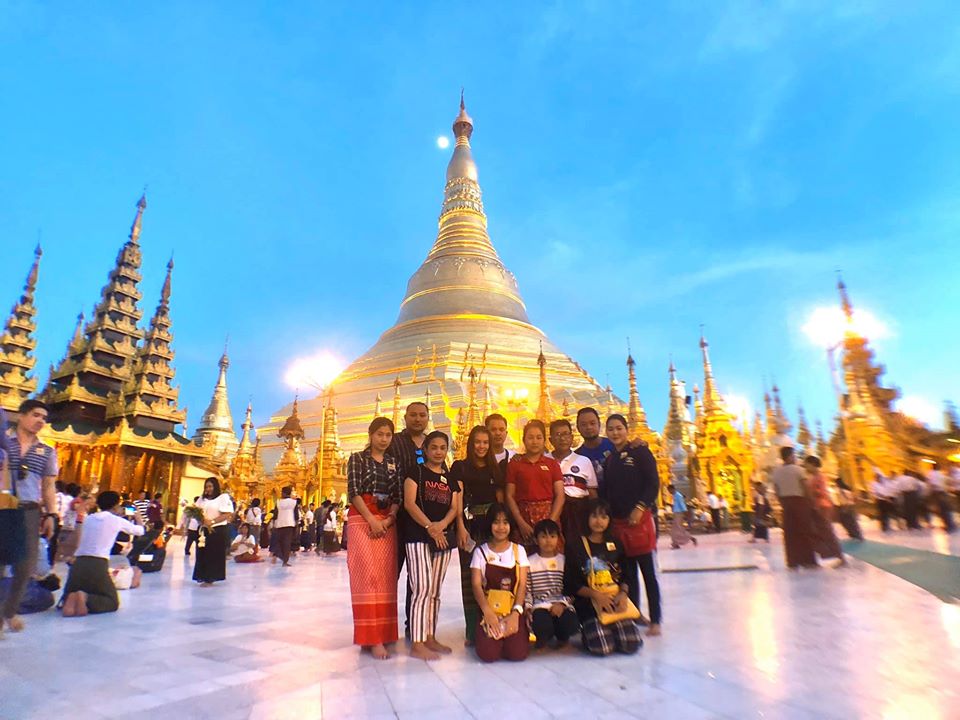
[
  {"xmin": 575, "ymin": 408, "xmax": 616, "ymax": 488},
  {"xmin": 388, "ymin": 401, "xmax": 430, "ymax": 639},
  {"xmin": 147, "ymin": 493, "xmax": 163, "ymax": 526}
]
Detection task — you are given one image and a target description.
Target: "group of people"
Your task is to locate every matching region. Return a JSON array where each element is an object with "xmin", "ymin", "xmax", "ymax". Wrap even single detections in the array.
[
  {"xmin": 343, "ymin": 403, "xmax": 663, "ymax": 662},
  {"xmin": 870, "ymin": 464, "xmax": 957, "ymax": 533}
]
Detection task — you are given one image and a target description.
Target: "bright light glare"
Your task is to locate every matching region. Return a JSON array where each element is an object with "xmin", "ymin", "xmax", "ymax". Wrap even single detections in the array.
[
  {"xmin": 898, "ymin": 395, "xmax": 942, "ymax": 429},
  {"xmin": 724, "ymin": 392, "xmax": 751, "ymax": 427},
  {"xmin": 436, "ymin": 136, "xmax": 450, "ymax": 149},
  {"xmin": 802, "ymin": 305, "xmax": 891, "ymax": 348},
  {"xmin": 285, "ymin": 351, "xmax": 344, "ymax": 390}
]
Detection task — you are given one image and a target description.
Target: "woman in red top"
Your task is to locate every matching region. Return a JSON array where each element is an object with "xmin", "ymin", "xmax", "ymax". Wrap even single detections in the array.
[{"xmin": 505, "ymin": 420, "xmax": 565, "ymax": 550}]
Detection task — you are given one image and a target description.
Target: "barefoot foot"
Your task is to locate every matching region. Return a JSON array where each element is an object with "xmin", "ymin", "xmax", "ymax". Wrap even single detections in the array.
[
  {"xmin": 647, "ymin": 623, "xmax": 662, "ymax": 637},
  {"xmin": 370, "ymin": 643, "xmax": 390, "ymax": 660},
  {"xmin": 426, "ymin": 637, "xmax": 452, "ymax": 654},
  {"xmin": 410, "ymin": 642, "xmax": 440, "ymax": 661}
]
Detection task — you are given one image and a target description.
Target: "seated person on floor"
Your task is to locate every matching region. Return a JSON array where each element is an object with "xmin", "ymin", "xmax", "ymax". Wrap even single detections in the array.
[
  {"xmin": 62, "ymin": 491, "xmax": 145, "ymax": 617},
  {"xmin": 231, "ymin": 523, "xmax": 262, "ymax": 563}
]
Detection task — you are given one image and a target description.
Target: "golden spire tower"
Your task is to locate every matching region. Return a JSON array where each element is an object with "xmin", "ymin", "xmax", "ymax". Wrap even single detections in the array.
[
  {"xmin": 391, "ymin": 375, "xmax": 401, "ymax": 428},
  {"xmin": 226, "ymin": 401, "xmax": 266, "ymax": 500},
  {"xmin": 535, "ymin": 342, "xmax": 553, "ymax": 423},
  {"xmin": 796, "ymin": 404, "xmax": 812, "ymax": 453},
  {"xmin": 625, "ymin": 343, "xmax": 653, "ymax": 442},
  {"xmin": 107, "ymin": 257, "xmax": 185, "ymax": 432},
  {"xmin": 0, "ymin": 245, "xmax": 42, "ymax": 412},
  {"xmin": 693, "ymin": 332, "xmax": 754, "ymax": 512},
  {"xmin": 46, "ymin": 194, "xmax": 147, "ymax": 423},
  {"xmin": 259, "ymin": 99, "xmax": 623, "ymax": 462},
  {"xmin": 274, "ymin": 396, "xmax": 307, "ymax": 492},
  {"xmin": 192, "ymin": 343, "xmax": 240, "ymax": 466}
]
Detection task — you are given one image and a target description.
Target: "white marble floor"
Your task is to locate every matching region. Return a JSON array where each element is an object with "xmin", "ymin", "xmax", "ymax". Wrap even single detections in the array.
[{"xmin": 3, "ymin": 522, "xmax": 959, "ymax": 720}]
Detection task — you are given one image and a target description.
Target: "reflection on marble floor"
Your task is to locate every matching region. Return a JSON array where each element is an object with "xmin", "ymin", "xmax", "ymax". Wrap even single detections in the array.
[{"xmin": 2, "ymin": 524, "xmax": 958, "ymax": 720}]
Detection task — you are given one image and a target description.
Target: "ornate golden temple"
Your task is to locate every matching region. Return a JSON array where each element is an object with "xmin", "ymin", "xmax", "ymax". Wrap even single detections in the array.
[
  {"xmin": 4, "ymin": 100, "xmax": 956, "ymax": 518},
  {"xmin": 254, "ymin": 99, "xmax": 957, "ymax": 512}
]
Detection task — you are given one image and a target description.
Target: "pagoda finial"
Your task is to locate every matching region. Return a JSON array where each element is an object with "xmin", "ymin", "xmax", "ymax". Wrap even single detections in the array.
[
  {"xmin": 392, "ymin": 374, "xmax": 402, "ymax": 428},
  {"xmin": 453, "ymin": 89, "xmax": 473, "ymax": 141},
  {"xmin": 237, "ymin": 400, "xmax": 254, "ymax": 455},
  {"xmin": 129, "ymin": 192, "xmax": 147, "ymax": 244},
  {"xmin": 625, "ymin": 343, "xmax": 648, "ymax": 437},
  {"xmin": 837, "ymin": 271, "xmax": 854, "ymax": 321},
  {"xmin": 374, "ymin": 392, "xmax": 383, "ymax": 419},
  {"xmin": 160, "ymin": 256, "xmax": 173, "ymax": 307},
  {"xmin": 535, "ymin": 342, "xmax": 552, "ymax": 423},
  {"xmin": 192, "ymin": 344, "xmax": 236, "ymax": 448},
  {"xmin": 699, "ymin": 327, "xmax": 722, "ymax": 413}
]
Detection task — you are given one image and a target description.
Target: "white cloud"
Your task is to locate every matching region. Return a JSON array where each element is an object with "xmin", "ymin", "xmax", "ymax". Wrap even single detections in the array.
[{"xmin": 898, "ymin": 395, "xmax": 943, "ymax": 429}]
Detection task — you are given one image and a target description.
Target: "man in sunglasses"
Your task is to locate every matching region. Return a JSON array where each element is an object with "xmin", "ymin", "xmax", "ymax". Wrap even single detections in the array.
[{"xmin": 1, "ymin": 398, "xmax": 59, "ymax": 633}]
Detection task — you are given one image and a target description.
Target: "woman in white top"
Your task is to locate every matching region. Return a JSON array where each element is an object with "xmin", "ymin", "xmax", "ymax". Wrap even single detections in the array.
[
  {"xmin": 274, "ymin": 486, "xmax": 298, "ymax": 567},
  {"xmin": 244, "ymin": 499, "xmax": 263, "ymax": 545},
  {"xmin": 193, "ymin": 477, "xmax": 234, "ymax": 586},
  {"xmin": 231, "ymin": 523, "xmax": 262, "ymax": 563}
]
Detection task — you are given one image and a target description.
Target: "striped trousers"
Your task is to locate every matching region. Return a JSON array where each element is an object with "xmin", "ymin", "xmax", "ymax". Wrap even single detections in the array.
[{"xmin": 405, "ymin": 542, "xmax": 453, "ymax": 643}]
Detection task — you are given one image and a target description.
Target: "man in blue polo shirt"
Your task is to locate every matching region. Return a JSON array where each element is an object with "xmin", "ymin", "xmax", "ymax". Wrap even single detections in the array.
[
  {"xmin": 575, "ymin": 407, "xmax": 616, "ymax": 491},
  {"xmin": 1, "ymin": 399, "xmax": 59, "ymax": 634}
]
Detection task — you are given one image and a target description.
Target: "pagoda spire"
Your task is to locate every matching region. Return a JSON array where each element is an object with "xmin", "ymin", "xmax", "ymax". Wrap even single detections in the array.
[
  {"xmin": 392, "ymin": 375, "xmax": 402, "ymax": 428},
  {"xmin": 535, "ymin": 342, "xmax": 553, "ymax": 423},
  {"xmin": 108, "ymin": 257, "xmax": 184, "ymax": 431},
  {"xmin": 0, "ymin": 245, "xmax": 42, "ymax": 411},
  {"xmin": 837, "ymin": 273, "xmax": 854, "ymax": 322},
  {"xmin": 796, "ymin": 404, "xmax": 812, "ymax": 451},
  {"xmin": 373, "ymin": 392, "xmax": 383, "ymax": 419},
  {"xmin": 466, "ymin": 364, "xmax": 480, "ymax": 429},
  {"xmin": 699, "ymin": 328, "xmax": 723, "ymax": 413},
  {"xmin": 424, "ymin": 385, "xmax": 435, "ymax": 432},
  {"xmin": 394, "ymin": 94, "xmax": 529, "ymax": 328},
  {"xmin": 625, "ymin": 340, "xmax": 649, "ymax": 438},
  {"xmin": 46, "ymin": 194, "xmax": 148, "ymax": 420},
  {"xmin": 237, "ymin": 400, "xmax": 254, "ymax": 456},
  {"xmin": 192, "ymin": 340, "xmax": 239, "ymax": 462},
  {"xmin": 129, "ymin": 192, "xmax": 147, "ymax": 245},
  {"xmin": 319, "ymin": 387, "xmax": 342, "ymax": 500}
]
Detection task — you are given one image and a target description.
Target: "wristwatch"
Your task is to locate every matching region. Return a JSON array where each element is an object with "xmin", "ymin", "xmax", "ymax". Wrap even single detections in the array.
[{"xmin": 512, "ymin": 604, "xmax": 524, "ymax": 615}]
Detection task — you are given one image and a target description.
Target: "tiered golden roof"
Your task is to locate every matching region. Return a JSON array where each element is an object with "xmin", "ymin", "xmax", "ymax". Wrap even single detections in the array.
[
  {"xmin": 45, "ymin": 195, "xmax": 148, "ymax": 422},
  {"xmin": 0, "ymin": 245, "xmax": 42, "ymax": 411},
  {"xmin": 106, "ymin": 258, "xmax": 185, "ymax": 430},
  {"xmin": 258, "ymin": 98, "xmax": 622, "ymax": 464}
]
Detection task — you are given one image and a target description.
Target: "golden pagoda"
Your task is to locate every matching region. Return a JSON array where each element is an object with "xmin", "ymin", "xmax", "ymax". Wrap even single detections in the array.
[
  {"xmin": 662, "ymin": 360, "xmax": 694, "ymax": 496},
  {"xmin": 310, "ymin": 388, "xmax": 347, "ymax": 503},
  {"xmin": 692, "ymin": 332, "xmax": 754, "ymax": 513},
  {"xmin": 828, "ymin": 277, "xmax": 959, "ymax": 488},
  {"xmin": 225, "ymin": 401, "xmax": 267, "ymax": 502},
  {"xmin": 192, "ymin": 348, "xmax": 240, "ymax": 468},
  {"xmin": 258, "ymin": 98, "xmax": 621, "ymax": 463},
  {"xmin": 38, "ymin": 195, "xmax": 212, "ymax": 510},
  {"xmin": 270, "ymin": 395, "xmax": 309, "ymax": 502},
  {"xmin": 0, "ymin": 245, "xmax": 42, "ymax": 412}
]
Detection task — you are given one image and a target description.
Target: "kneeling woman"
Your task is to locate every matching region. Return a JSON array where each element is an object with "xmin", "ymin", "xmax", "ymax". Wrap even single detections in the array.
[
  {"xmin": 346, "ymin": 417, "xmax": 402, "ymax": 660},
  {"xmin": 403, "ymin": 430, "xmax": 461, "ymax": 661},
  {"xmin": 470, "ymin": 503, "xmax": 530, "ymax": 662},
  {"xmin": 563, "ymin": 498, "xmax": 643, "ymax": 655},
  {"xmin": 231, "ymin": 523, "xmax": 262, "ymax": 563}
]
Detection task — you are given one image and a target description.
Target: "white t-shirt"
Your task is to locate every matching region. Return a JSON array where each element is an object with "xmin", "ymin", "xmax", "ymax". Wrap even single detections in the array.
[
  {"xmin": 198, "ymin": 493, "xmax": 235, "ymax": 527},
  {"xmin": 231, "ymin": 534, "xmax": 257, "ymax": 556},
  {"xmin": 322, "ymin": 510, "xmax": 338, "ymax": 532},
  {"xmin": 894, "ymin": 474, "xmax": 919, "ymax": 493},
  {"xmin": 276, "ymin": 498, "xmax": 297, "ymax": 528},
  {"xmin": 554, "ymin": 451, "xmax": 597, "ymax": 498},
  {"xmin": 76, "ymin": 511, "xmax": 144, "ymax": 559},
  {"xmin": 470, "ymin": 542, "xmax": 530, "ymax": 589},
  {"xmin": 305, "ymin": 510, "xmax": 315, "ymax": 525},
  {"xmin": 707, "ymin": 493, "xmax": 721, "ymax": 510},
  {"xmin": 494, "ymin": 449, "xmax": 516, "ymax": 464},
  {"xmin": 245, "ymin": 507, "xmax": 262, "ymax": 526},
  {"xmin": 527, "ymin": 552, "xmax": 570, "ymax": 610}
]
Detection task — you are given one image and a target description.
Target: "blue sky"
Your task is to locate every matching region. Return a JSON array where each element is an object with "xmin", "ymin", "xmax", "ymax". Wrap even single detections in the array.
[{"xmin": 2, "ymin": 1, "xmax": 958, "ymax": 434}]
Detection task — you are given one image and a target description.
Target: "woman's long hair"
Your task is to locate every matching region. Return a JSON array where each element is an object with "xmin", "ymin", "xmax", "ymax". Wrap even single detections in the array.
[
  {"xmin": 203, "ymin": 476, "xmax": 222, "ymax": 499},
  {"xmin": 465, "ymin": 425, "xmax": 502, "ymax": 486}
]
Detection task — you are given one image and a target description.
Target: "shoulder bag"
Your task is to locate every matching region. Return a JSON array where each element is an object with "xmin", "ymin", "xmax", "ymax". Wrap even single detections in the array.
[
  {"xmin": 581, "ymin": 537, "xmax": 641, "ymax": 626},
  {"xmin": 610, "ymin": 506, "xmax": 657, "ymax": 557},
  {"xmin": 0, "ymin": 445, "xmax": 27, "ymax": 565},
  {"xmin": 485, "ymin": 542, "xmax": 520, "ymax": 617}
]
